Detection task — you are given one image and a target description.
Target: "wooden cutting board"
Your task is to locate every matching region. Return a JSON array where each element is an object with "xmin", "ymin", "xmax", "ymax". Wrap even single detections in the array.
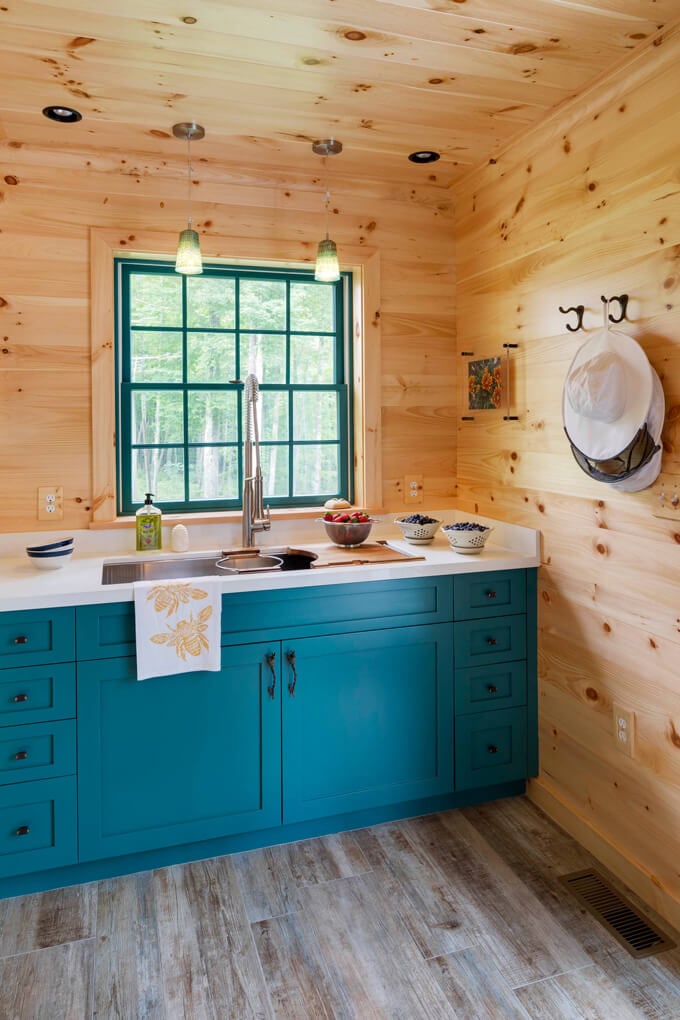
[{"xmin": 311, "ymin": 540, "xmax": 425, "ymax": 568}]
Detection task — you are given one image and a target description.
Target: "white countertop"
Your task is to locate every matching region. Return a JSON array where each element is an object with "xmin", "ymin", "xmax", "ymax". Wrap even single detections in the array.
[{"xmin": 0, "ymin": 515, "xmax": 540, "ymax": 613}]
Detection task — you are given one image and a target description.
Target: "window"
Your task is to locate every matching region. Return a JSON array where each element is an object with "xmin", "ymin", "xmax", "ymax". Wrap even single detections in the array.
[{"xmin": 116, "ymin": 260, "xmax": 352, "ymax": 514}]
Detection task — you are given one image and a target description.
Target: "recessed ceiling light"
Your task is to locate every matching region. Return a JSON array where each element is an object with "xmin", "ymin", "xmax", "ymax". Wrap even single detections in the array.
[
  {"xmin": 408, "ymin": 150, "xmax": 440, "ymax": 164},
  {"xmin": 42, "ymin": 106, "xmax": 82, "ymax": 123}
]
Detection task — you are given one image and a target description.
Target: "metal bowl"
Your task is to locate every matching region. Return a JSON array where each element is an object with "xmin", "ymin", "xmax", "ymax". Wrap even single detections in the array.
[{"xmin": 322, "ymin": 519, "xmax": 374, "ymax": 547}]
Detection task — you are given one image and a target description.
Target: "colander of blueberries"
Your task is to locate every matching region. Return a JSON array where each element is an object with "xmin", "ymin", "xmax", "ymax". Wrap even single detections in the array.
[
  {"xmin": 442, "ymin": 521, "xmax": 493, "ymax": 554},
  {"xmin": 394, "ymin": 513, "xmax": 441, "ymax": 543}
]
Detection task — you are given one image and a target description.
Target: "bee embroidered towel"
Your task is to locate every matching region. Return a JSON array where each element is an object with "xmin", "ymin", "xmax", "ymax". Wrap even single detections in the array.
[{"xmin": 133, "ymin": 577, "xmax": 222, "ymax": 681}]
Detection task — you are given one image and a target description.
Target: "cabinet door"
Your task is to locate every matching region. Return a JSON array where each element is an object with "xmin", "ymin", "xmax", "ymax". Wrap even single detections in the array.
[
  {"xmin": 455, "ymin": 707, "xmax": 527, "ymax": 791},
  {"xmin": 0, "ymin": 607, "xmax": 74, "ymax": 669},
  {"xmin": 78, "ymin": 643, "xmax": 281, "ymax": 861},
  {"xmin": 282, "ymin": 625, "xmax": 454, "ymax": 824},
  {"xmin": 0, "ymin": 776, "xmax": 77, "ymax": 878}
]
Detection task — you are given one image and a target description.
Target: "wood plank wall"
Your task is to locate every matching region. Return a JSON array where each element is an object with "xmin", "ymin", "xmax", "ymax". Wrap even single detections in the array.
[
  {"xmin": 0, "ymin": 144, "xmax": 457, "ymax": 531},
  {"xmin": 454, "ymin": 26, "xmax": 680, "ymax": 928}
]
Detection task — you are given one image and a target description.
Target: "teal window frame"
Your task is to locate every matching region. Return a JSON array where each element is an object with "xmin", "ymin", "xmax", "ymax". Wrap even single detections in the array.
[{"xmin": 115, "ymin": 259, "xmax": 353, "ymax": 515}]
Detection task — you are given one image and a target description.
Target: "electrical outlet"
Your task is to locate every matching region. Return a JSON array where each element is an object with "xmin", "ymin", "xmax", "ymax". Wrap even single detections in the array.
[
  {"xmin": 652, "ymin": 473, "xmax": 680, "ymax": 521},
  {"xmin": 403, "ymin": 475, "xmax": 423, "ymax": 504},
  {"xmin": 37, "ymin": 486, "xmax": 64, "ymax": 521},
  {"xmin": 613, "ymin": 704, "xmax": 635, "ymax": 758}
]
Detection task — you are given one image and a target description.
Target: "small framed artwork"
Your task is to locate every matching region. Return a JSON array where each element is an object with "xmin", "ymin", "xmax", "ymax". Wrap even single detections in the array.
[
  {"xmin": 460, "ymin": 345, "xmax": 518, "ymax": 421},
  {"xmin": 467, "ymin": 355, "xmax": 504, "ymax": 411}
]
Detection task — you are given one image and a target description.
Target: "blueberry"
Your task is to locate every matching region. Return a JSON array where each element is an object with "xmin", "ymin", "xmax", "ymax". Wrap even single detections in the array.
[{"xmin": 443, "ymin": 521, "xmax": 487, "ymax": 532}]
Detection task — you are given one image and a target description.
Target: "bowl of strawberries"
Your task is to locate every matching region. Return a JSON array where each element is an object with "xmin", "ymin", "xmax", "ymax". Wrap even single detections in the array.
[{"xmin": 321, "ymin": 509, "xmax": 374, "ymax": 547}]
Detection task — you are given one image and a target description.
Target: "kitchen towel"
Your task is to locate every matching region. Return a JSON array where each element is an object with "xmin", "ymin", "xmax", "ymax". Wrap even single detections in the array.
[{"xmin": 134, "ymin": 577, "xmax": 222, "ymax": 681}]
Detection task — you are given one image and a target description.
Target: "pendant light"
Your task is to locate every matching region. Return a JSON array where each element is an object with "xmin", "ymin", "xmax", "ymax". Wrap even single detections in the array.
[
  {"xmin": 312, "ymin": 139, "xmax": 342, "ymax": 282},
  {"xmin": 172, "ymin": 121, "xmax": 205, "ymax": 275}
]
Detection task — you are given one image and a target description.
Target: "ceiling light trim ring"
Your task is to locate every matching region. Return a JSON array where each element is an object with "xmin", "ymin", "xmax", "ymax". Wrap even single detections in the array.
[{"xmin": 42, "ymin": 105, "xmax": 83, "ymax": 123}]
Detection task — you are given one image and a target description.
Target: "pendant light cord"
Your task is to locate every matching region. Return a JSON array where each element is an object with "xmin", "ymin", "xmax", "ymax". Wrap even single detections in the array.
[
  {"xmin": 186, "ymin": 135, "xmax": 193, "ymax": 230},
  {"xmin": 323, "ymin": 155, "xmax": 331, "ymax": 241}
]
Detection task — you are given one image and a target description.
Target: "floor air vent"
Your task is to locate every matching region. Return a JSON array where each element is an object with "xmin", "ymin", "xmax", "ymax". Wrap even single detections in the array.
[{"xmin": 560, "ymin": 869, "xmax": 676, "ymax": 958}]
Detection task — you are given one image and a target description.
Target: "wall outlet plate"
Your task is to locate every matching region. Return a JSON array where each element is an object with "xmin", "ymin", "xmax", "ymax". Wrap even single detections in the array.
[
  {"xmin": 651, "ymin": 473, "xmax": 680, "ymax": 521},
  {"xmin": 38, "ymin": 486, "xmax": 64, "ymax": 521},
  {"xmin": 404, "ymin": 475, "xmax": 423, "ymax": 504},
  {"xmin": 613, "ymin": 704, "xmax": 635, "ymax": 758}
]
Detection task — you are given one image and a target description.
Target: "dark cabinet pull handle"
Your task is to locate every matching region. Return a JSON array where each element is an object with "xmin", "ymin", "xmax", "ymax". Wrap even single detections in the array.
[
  {"xmin": 13, "ymin": 636, "xmax": 28, "ymax": 645},
  {"xmin": 286, "ymin": 650, "xmax": 297, "ymax": 696},
  {"xmin": 15, "ymin": 825, "xmax": 30, "ymax": 836},
  {"xmin": 487, "ymin": 685, "xmax": 498, "ymax": 694},
  {"xmin": 486, "ymin": 591, "xmax": 497, "ymax": 599},
  {"xmin": 486, "ymin": 637, "xmax": 497, "ymax": 646},
  {"xmin": 14, "ymin": 751, "xmax": 29, "ymax": 761},
  {"xmin": 13, "ymin": 694, "xmax": 29, "ymax": 703},
  {"xmin": 265, "ymin": 652, "xmax": 277, "ymax": 700},
  {"xmin": 487, "ymin": 745, "xmax": 498, "ymax": 754}
]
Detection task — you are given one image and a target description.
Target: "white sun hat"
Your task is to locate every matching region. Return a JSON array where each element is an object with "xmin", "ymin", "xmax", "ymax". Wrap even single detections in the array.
[{"xmin": 563, "ymin": 327, "xmax": 664, "ymax": 492}]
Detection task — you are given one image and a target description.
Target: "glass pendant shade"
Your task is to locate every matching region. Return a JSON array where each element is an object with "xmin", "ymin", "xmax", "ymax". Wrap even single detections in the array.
[
  {"xmin": 315, "ymin": 237, "xmax": 340, "ymax": 282},
  {"xmin": 175, "ymin": 227, "xmax": 203, "ymax": 275},
  {"xmin": 172, "ymin": 122, "xmax": 205, "ymax": 276}
]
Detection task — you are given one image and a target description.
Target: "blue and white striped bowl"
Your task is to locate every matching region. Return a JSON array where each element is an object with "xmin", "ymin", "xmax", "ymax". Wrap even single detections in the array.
[
  {"xmin": 26, "ymin": 537, "xmax": 74, "ymax": 553},
  {"xmin": 26, "ymin": 546, "xmax": 73, "ymax": 570}
]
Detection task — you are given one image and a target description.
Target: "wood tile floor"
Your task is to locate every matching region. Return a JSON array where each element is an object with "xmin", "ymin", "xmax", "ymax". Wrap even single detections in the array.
[{"xmin": 1, "ymin": 796, "xmax": 680, "ymax": 1019}]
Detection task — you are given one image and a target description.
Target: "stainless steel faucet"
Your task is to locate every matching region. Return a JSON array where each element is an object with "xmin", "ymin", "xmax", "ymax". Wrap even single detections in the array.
[{"xmin": 242, "ymin": 374, "xmax": 271, "ymax": 547}]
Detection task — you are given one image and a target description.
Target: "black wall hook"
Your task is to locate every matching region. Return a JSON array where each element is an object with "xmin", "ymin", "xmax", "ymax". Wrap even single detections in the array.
[
  {"xmin": 559, "ymin": 304, "xmax": 585, "ymax": 332},
  {"xmin": 601, "ymin": 294, "xmax": 629, "ymax": 324}
]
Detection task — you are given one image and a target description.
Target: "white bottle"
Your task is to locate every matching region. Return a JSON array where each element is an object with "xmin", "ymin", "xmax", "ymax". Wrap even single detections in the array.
[{"xmin": 171, "ymin": 524, "xmax": 189, "ymax": 553}]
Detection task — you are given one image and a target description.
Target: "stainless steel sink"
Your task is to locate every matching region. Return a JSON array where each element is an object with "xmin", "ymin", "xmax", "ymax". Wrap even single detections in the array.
[
  {"xmin": 261, "ymin": 547, "xmax": 318, "ymax": 570},
  {"xmin": 101, "ymin": 548, "xmax": 316, "ymax": 585}
]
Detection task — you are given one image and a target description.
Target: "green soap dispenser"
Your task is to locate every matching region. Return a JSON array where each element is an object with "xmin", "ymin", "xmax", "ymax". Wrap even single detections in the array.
[{"xmin": 136, "ymin": 493, "xmax": 162, "ymax": 551}]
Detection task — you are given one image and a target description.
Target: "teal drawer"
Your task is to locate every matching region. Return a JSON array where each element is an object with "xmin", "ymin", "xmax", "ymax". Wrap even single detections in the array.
[
  {"xmin": 76, "ymin": 576, "xmax": 455, "ymax": 657},
  {"xmin": 454, "ymin": 571, "xmax": 526, "ymax": 620},
  {"xmin": 0, "ymin": 776, "xmax": 77, "ymax": 878},
  {"xmin": 222, "ymin": 577, "xmax": 454, "ymax": 641},
  {"xmin": 455, "ymin": 707, "xmax": 527, "ymax": 791},
  {"xmin": 454, "ymin": 614, "xmax": 526, "ymax": 669},
  {"xmin": 455, "ymin": 661, "xmax": 527, "ymax": 716},
  {"xmin": 0, "ymin": 721, "xmax": 76, "ymax": 786},
  {"xmin": 76, "ymin": 602, "xmax": 136, "ymax": 660},
  {"xmin": 0, "ymin": 607, "xmax": 74, "ymax": 669},
  {"xmin": 0, "ymin": 663, "xmax": 75, "ymax": 727}
]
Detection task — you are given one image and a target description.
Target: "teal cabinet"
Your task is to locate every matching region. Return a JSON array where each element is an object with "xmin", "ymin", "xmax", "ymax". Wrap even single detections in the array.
[
  {"xmin": 0, "ymin": 663, "xmax": 76, "ymax": 728},
  {"xmin": 455, "ymin": 708, "xmax": 528, "ymax": 791},
  {"xmin": 0, "ymin": 610, "xmax": 77, "ymax": 882},
  {"xmin": 452, "ymin": 568, "xmax": 537, "ymax": 792},
  {"xmin": 0, "ymin": 567, "xmax": 538, "ymax": 896},
  {"xmin": 0, "ymin": 607, "xmax": 74, "ymax": 669},
  {"xmin": 282, "ymin": 625, "xmax": 454, "ymax": 823},
  {"xmin": 77, "ymin": 642, "xmax": 281, "ymax": 861},
  {"xmin": 0, "ymin": 776, "xmax": 77, "ymax": 878}
]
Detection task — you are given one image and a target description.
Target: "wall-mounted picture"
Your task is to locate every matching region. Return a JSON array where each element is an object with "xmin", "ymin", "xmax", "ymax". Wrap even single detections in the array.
[{"xmin": 467, "ymin": 355, "xmax": 503, "ymax": 411}]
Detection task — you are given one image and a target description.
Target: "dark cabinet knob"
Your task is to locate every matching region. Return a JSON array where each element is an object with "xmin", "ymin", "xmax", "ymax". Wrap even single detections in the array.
[
  {"xmin": 15, "ymin": 825, "xmax": 30, "ymax": 836},
  {"xmin": 13, "ymin": 694, "xmax": 29, "ymax": 703},
  {"xmin": 486, "ymin": 637, "xmax": 497, "ymax": 646},
  {"xmin": 14, "ymin": 751, "xmax": 29, "ymax": 761},
  {"xmin": 486, "ymin": 591, "xmax": 497, "ymax": 599},
  {"xmin": 486, "ymin": 684, "xmax": 498, "ymax": 694},
  {"xmin": 487, "ymin": 745, "xmax": 498, "ymax": 754},
  {"xmin": 13, "ymin": 636, "xmax": 28, "ymax": 645}
]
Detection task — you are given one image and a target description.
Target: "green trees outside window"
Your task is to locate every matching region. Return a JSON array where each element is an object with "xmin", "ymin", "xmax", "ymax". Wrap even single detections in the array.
[{"xmin": 116, "ymin": 260, "xmax": 352, "ymax": 514}]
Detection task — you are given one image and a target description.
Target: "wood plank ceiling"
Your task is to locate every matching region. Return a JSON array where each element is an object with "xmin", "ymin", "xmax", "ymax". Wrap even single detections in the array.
[{"xmin": 1, "ymin": 0, "xmax": 678, "ymax": 193}]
